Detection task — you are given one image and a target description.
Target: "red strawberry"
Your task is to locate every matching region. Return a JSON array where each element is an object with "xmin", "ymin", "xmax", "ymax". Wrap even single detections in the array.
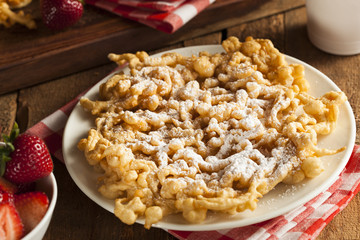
[
  {"xmin": 1, "ymin": 123, "xmax": 53, "ymax": 185},
  {"xmin": 4, "ymin": 134, "xmax": 53, "ymax": 184},
  {"xmin": 41, "ymin": 0, "xmax": 84, "ymax": 30},
  {"xmin": 14, "ymin": 191, "xmax": 49, "ymax": 234},
  {"xmin": 0, "ymin": 177, "xmax": 18, "ymax": 194},
  {"xmin": 0, "ymin": 200, "xmax": 24, "ymax": 240},
  {"xmin": 0, "ymin": 191, "xmax": 14, "ymax": 204}
]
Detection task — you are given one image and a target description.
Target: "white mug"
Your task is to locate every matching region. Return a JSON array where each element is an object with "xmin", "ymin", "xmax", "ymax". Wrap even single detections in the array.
[{"xmin": 306, "ymin": 0, "xmax": 360, "ymax": 55}]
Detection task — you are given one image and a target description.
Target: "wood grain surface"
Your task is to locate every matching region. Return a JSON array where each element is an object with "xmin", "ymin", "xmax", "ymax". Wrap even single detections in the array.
[
  {"xmin": 1, "ymin": 2, "xmax": 360, "ymax": 239},
  {"xmin": 0, "ymin": 0, "xmax": 305, "ymax": 95}
]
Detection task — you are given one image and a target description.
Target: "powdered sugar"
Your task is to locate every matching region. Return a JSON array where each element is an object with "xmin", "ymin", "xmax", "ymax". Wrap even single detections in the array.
[
  {"xmin": 100, "ymin": 64, "xmax": 300, "ymax": 196},
  {"xmin": 78, "ymin": 36, "xmax": 347, "ymax": 228}
]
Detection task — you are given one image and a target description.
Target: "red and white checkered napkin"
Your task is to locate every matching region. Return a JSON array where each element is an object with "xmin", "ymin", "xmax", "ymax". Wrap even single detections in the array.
[
  {"xmin": 101, "ymin": 0, "xmax": 187, "ymax": 12},
  {"xmin": 25, "ymin": 90, "xmax": 360, "ymax": 240},
  {"xmin": 85, "ymin": 0, "xmax": 215, "ymax": 33}
]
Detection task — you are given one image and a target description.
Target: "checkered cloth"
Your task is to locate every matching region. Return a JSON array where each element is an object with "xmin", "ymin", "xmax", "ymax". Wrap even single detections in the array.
[
  {"xmin": 25, "ymin": 82, "xmax": 360, "ymax": 240},
  {"xmin": 85, "ymin": 0, "xmax": 215, "ymax": 33},
  {"xmin": 102, "ymin": 0, "xmax": 187, "ymax": 12}
]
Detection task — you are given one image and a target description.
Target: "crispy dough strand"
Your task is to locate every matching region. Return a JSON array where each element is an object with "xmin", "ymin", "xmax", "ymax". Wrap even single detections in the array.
[{"xmin": 78, "ymin": 36, "xmax": 347, "ymax": 228}]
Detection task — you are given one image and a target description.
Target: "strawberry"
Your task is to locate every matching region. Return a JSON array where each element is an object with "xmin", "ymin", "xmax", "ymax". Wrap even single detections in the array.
[
  {"xmin": 0, "ymin": 123, "xmax": 53, "ymax": 184},
  {"xmin": 41, "ymin": 0, "xmax": 84, "ymax": 30},
  {"xmin": 0, "ymin": 199, "xmax": 24, "ymax": 240},
  {"xmin": 14, "ymin": 191, "xmax": 49, "ymax": 234},
  {"xmin": 0, "ymin": 191, "xmax": 14, "ymax": 204},
  {"xmin": 0, "ymin": 177, "xmax": 18, "ymax": 194}
]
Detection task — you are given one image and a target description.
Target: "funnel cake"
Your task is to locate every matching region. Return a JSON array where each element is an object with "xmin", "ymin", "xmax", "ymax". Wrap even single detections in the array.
[
  {"xmin": 78, "ymin": 36, "xmax": 346, "ymax": 228},
  {"xmin": 0, "ymin": 0, "xmax": 35, "ymax": 29}
]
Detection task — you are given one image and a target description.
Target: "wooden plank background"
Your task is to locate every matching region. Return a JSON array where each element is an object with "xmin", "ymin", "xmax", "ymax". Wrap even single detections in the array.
[{"xmin": 0, "ymin": 0, "xmax": 305, "ymax": 95}]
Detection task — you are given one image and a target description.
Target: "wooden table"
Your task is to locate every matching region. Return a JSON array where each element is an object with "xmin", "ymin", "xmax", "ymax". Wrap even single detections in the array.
[{"xmin": 1, "ymin": 0, "xmax": 360, "ymax": 239}]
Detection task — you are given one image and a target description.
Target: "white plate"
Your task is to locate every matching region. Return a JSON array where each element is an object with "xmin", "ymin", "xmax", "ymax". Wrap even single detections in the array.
[{"xmin": 63, "ymin": 45, "xmax": 356, "ymax": 231}]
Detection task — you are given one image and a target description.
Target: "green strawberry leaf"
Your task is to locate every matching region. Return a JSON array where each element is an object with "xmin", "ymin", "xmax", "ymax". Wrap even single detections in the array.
[
  {"xmin": 2, "ymin": 134, "xmax": 10, "ymax": 143},
  {"xmin": 9, "ymin": 122, "xmax": 19, "ymax": 142},
  {"xmin": 0, "ymin": 151, "xmax": 11, "ymax": 176},
  {"xmin": 0, "ymin": 122, "xmax": 19, "ymax": 176},
  {"xmin": 0, "ymin": 159, "xmax": 5, "ymax": 176}
]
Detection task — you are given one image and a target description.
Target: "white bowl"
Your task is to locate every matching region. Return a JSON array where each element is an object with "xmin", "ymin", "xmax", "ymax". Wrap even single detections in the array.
[{"xmin": 21, "ymin": 173, "xmax": 58, "ymax": 240}]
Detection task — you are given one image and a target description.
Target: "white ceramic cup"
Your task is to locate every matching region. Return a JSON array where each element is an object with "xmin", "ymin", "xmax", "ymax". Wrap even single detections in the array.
[{"xmin": 306, "ymin": 0, "xmax": 360, "ymax": 55}]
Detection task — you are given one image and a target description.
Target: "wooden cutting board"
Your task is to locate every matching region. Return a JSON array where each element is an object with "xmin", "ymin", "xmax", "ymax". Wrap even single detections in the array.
[{"xmin": 0, "ymin": 0, "xmax": 304, "ymax": 95}]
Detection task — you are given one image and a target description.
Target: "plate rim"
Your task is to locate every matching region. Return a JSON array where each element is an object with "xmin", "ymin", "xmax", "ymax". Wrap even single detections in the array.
[{"xmin": 63, "ymin": 44, "xmax": 356, "ymax": 231}]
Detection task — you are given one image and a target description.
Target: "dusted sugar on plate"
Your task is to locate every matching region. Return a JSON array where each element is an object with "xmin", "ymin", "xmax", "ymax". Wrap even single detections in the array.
[{"xmin": 77, "ymin": 36, "xmax": 347, "ymax": 228}]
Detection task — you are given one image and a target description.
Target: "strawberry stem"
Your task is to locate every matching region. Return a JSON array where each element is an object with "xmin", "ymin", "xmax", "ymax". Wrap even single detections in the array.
[
  {"xmin": 0, "ymin": 151, "xmax": 11, "ymax": 176},
  {"xmin": 0, "ymin": 122, "xmax": 19, "ymax": 176}
]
